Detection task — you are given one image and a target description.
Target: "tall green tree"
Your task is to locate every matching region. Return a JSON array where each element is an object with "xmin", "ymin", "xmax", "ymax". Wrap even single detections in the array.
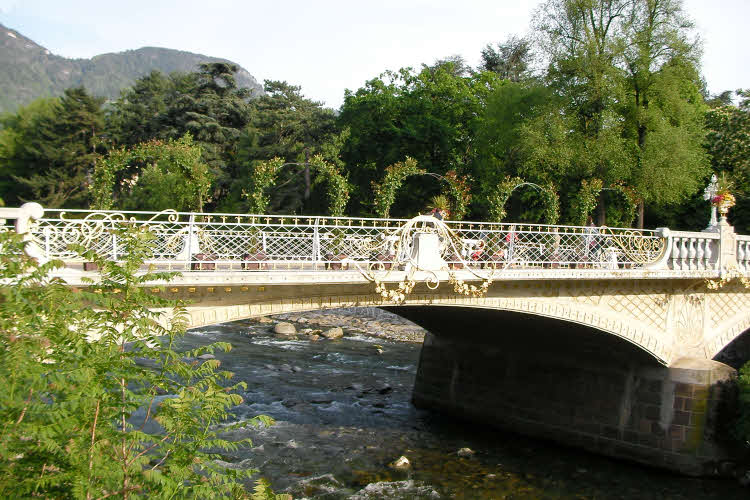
[
  {"xmin": 705, "ymin": 90, "xmax": 750, "ymax": 232},
  {"xmin": 339, "ymin": 63, "xmax": 503, "ymax": 216},
  {"xmin": 530, "ymin": 0, "xmax": 707, "ymax": 226},
  {"xmin": 228, "ymin": 80, "xmax": 338, "ymax": 214},
  {"xmin": 621, "ymin": 0, "xmax": 708, "ymax": 226},
  {"xmin": 480, "ymin": 35, "xmax": 533, "ymax": 82},
  {"xmin": 107, "ymin": 63, "xmax": 256, "ymax": 209},
  {"xmin": 0, "ymin": 88, "xmax": 105, "ymax": 208}
]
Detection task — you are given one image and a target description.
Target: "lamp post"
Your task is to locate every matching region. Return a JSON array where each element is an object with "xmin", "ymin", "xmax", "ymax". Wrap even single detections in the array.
[{"xmin": 703, "ymin": 174, "xmax": 718, "ymax": 230}]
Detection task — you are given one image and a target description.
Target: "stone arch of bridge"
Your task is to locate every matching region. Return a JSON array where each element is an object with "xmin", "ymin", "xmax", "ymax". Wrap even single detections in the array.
[{"xmin": 178, "ymin": 293, "xmax": 671, "ymax": 365}]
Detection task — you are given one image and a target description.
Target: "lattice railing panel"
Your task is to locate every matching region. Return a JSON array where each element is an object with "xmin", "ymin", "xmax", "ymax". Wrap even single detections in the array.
[{"xmin": 27, "ymin": 209, "xmax": 670, "ymax": 272}]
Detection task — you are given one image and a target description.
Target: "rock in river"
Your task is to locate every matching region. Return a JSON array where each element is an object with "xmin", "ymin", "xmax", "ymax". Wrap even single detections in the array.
[
  {"xmin": 274, "ymin": 322, "xmax": 297, "ymax": 335},
  {"xmin": 321, "ymin": 326, "xmax": 344, "ymax": 339}
]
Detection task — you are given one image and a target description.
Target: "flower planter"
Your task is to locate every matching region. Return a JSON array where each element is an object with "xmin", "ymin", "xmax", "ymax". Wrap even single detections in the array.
[
  {"xmin": 242, "ymin": 251, "xmax": 267, "ymax": 270},
  {"xmin": 375, "ymin": 253, "xmax": 395, "ymax": 270},
  {"xmin": 191, "ymin": 253, "xmax": 217, "ymax": 271},
  {"xmin": 326, "ymin": 253, "xmax": 348, "ymax": 270}
]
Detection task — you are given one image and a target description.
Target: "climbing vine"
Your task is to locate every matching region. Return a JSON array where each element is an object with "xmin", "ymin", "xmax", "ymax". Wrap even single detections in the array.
[
  {"xmin": 243, "ymin": 158, "xmax": 284, "ymax": 214},
  {"xmin": 571, "ymin": 178, "xmax": 603, "ymax": 226},
  {"xmin": 309, "ymin": 154, "xmax": 350, "ymax": 217},
  {"xmin": 372, "ymin": 157, "xmax": 425, "ymax": 218},
  {"xmin": 487, "ymin": 176, "xmax": 522, "ymax": 222},
  {"xmin": 605, "ymin": 182, "xmax": 639, "ymax": 227},
  {"xmin": 540, "ymin": 181, "xmax": 561, "ymax": 225},
  {"xmin": 443, "ymin": 170, "xmax": 472, "ymax": 221},
  {"xmin": 487, "ymin": 177, "xmax": 558, "ymax": 224},
  {"xmin": 570, "ymin": 178, "xmax": 639, "ymax": 227},
  {"xmin": 371, "ymin": 158, "xmax": 473, "ymax": 220},
  {"xmin": 92, "ymin": 134, "xmax": 210, "ymax": 212},
  {"xmin": 241, "ymin": 155, "xmax": 350, "ymax": 216}
]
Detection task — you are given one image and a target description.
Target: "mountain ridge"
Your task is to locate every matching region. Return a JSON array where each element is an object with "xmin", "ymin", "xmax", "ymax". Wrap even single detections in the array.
[{"xmin": 0, "ymin": 23, "xmax": 263, "ymax": 113}]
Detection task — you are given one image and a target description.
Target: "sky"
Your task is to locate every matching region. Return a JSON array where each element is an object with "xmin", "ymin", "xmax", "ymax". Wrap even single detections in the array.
[{"xmin": 0, "ymin": 0, "xmax": 748, "ymax": 109}]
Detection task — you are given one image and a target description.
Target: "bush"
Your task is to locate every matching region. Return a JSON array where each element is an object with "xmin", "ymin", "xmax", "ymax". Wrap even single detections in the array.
[{"xmin": 0, "ymin": 226, "xmax": 286, "ymax": 498}]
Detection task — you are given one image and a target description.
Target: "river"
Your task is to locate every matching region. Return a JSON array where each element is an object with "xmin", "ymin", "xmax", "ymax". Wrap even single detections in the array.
[{"xmin": 178, "ymin": 313, "xmax": 747, "ymax": 499}]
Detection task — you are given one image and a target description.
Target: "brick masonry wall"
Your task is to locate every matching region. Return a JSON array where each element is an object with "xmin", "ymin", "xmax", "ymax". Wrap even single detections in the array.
[{"xmin": 395, "ymin": 306, "xmax": 737, "ymax": 476}]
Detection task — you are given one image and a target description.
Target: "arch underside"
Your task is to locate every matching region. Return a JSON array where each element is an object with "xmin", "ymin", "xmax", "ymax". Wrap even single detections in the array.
[{"xmin": 180, "ymin": 292, "xmax": 673, "ymax": 365}]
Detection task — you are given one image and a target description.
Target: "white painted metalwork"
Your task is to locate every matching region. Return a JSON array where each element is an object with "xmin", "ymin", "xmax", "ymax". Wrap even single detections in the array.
[{"xmin": 21, "ymin": 208, "xmax": 677, "ymax": 272}]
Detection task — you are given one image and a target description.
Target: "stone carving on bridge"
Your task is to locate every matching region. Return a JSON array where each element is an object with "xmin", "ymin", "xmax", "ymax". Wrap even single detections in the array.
[{"xmin": 672, "ymin": 293, "xmax": 705, "ymax": 349}]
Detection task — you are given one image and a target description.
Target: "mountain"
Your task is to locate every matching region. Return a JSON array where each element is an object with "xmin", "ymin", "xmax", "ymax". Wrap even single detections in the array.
[{"xmin": 0, "ymin": 23, "xmax": 263, "ymax": 113}]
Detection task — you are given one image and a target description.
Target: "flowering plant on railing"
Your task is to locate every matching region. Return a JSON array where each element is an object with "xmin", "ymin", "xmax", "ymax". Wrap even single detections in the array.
[{"xmin": 708, "ymin": 173, "xmax": 736, "ymax": 217}]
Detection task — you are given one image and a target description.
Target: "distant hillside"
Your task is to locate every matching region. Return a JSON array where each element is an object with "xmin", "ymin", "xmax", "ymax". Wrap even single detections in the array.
[{"xmin": 0, "ymin": 23, "xmax": 263, "ymax": 113}]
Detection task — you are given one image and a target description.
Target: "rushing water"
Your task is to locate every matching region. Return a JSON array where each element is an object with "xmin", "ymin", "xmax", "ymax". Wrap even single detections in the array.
[{"xmin": 179, "ymin": 316, "xmax": 747, "ymax": 499}]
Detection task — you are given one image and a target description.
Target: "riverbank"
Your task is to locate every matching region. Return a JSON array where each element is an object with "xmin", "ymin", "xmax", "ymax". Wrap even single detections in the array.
[{"xmin": 268, "ymin": 307, "xmax": 427, "ymax": 343}]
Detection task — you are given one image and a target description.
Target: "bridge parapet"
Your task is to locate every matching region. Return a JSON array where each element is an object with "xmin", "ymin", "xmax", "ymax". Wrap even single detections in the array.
[{"xmin": 2, "ymin": 206, "xmax": 749, "ymax": 281}]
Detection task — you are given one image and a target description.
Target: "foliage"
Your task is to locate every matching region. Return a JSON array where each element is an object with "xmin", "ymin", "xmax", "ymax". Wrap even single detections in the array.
[
  {"xmin": 486, "ymin": 177, "xmax": 558, "ymax": 224},
  {"xmin": 243, "ymin": 158, "xmax": 285, "ymax": 214},
  {"xmin": 339, "ymin": 65, "xmax": 503, "ymax": 216},
  {"xmin": 227, "ymin": 80, "xmax": 339, "ymax": 214},
  {"xmin": 532, "ymin": 0, "xmax": 707, "ymax": 227},
  {"xmin": 487, "ymin": 176, "xmax": 524, "ymax": 222},
  {"xmin": 0, "ymin": 226, "xmax": 281, "ymax": 498},
  {"xmin": 705, "ymin": 90, "xmax": 750, "ymax": 232},
  {"xmin": 371, "ymin": 157, "xmax": 425, "ymax": 218},
  {"xmin": 479, "ymin": 35, "xmax": 532, "ymax": 82},
  {"xmin": 736, "ymin": 361, "xmax": 750, "ymax": 447},
  {"xmin": 107, "ymin": 63, "xmax": 256, "ymax": 208},
  {"xmin": 309, "ymin": 154, "xmax": 350, "ymax": 217},
  {"xmin": 0, "ymin": 88, "xmax": 105, "ymax": 208},
  {"xmin": 92, "ymin": 135, "xmax": 211, "ymax": 212},
  {"xmin": 571, "ymin": 178, "xmax": 604, "ymax": 226},
  {"xmin": 442, "ymin": 170, "xmax": 473, "ymax": 221}
]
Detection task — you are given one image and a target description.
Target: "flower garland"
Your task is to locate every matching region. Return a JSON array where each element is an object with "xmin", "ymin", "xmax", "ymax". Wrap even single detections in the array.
[
  {"xmin": 448, "ymin": 273, "xmax": 493, "ymax": 298},
  {"xmin": 374, "ymin": 279, "xmax": 416, "ymax": 304},
  {"xmin": 706, "ymin": 263, "xmax": 750, "ymax": 290}
]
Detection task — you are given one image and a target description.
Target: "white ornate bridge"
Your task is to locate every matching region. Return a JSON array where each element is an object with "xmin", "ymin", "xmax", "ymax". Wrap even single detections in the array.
[
  {"xmin": 4, "ymin": 202, "xmax": 750, "ymax": 475},
  {"xmin": 3, "ymin": 202, "xmax": 750, "ymax": 366}
]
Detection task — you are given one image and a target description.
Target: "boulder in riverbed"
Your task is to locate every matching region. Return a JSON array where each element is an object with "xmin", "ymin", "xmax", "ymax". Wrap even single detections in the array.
[
  {"xmin": 321, "ymin": 327, "xmax": 344, "ymax": 339},
  {"xmin": 274, "ymin": 322, "xmax": 297, "ymax": 335}
]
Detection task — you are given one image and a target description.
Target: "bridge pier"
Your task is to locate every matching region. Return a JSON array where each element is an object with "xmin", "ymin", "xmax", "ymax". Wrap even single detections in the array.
[{"xmin": 393, "ymin": 306, "xmax": 737, "ymax": 476}]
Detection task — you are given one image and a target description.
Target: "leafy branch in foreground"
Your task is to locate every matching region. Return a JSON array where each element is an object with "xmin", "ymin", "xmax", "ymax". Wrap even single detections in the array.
[{"xmin": 0, "ymin": 226, "xmax": 284, "ymax": 499}]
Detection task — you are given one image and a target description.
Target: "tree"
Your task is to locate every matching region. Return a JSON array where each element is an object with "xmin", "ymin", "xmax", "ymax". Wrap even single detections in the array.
[
  {"xmin": 92, "ymin": 135, "xmax": 212, "ymax": 212},
  {"xmin": 705, "ymin": 89, "xmax": 750, "ymax": 232},
  {"xmin": 228, "ymin": 80, "xmax": 339, "ymax": 214},
  {"xmin": 480, "ymin": 35, "xmax": 533, "ymax": 82},
  {"xmin": 339, "ymin": 65, "xmax": 503, "ymax": 216},
  {"xmin": 621, "ymin": 0, "xmax": 708, "ymax": 226},
  {"xmin": 0, "ymin": 88, "xmax": 105, "ymax": 208},
  {"xmin": 107, "ymin": 63, "xmax": 256, "ymax": 209},
  {"xmin": 530, "ymin": 0, "xmax": 707, "ymax": 226},
  {"xmin": 0, "ymin": 227, "xmax": 288, "ymax": 498}
]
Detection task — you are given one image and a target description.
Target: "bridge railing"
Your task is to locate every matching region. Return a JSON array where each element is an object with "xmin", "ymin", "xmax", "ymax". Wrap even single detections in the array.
[{"xmin": 22, "ymin": 208, "xmax": 678, "ymax": 272}]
